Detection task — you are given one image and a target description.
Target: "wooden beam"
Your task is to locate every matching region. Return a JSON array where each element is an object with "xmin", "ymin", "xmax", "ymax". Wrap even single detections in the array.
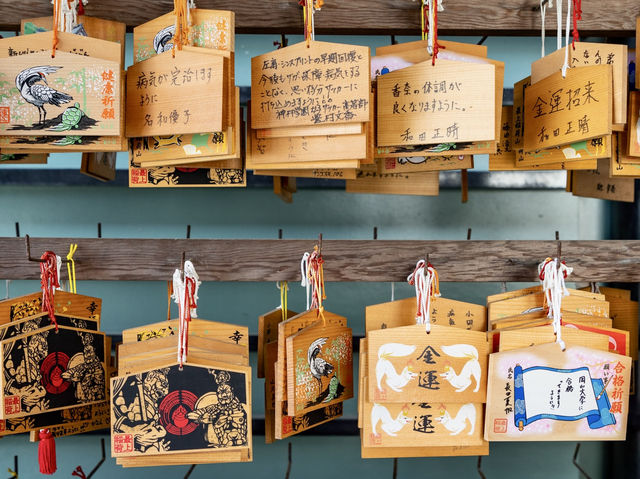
[
  {"xmin": 2, "ymin": 238, "xmax": 640, "ymax": 282},
  {"xmin": 4, "ymin": 1, "xmax": 638, "ymax": 35}
]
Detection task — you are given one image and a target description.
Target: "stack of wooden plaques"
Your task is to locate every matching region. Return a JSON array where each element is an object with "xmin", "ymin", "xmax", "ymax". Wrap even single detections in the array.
[
  {"xmin": 111, "ymin": 318, "xmax": 252, "ymax": 466},
  {"xmin": 0, "ymin": 290, "xmax": 112, "ymax": 440},
  {"xmin": 247, "ymin": 40, "xmax": 373, "ymax": 183},
  {"xmin": 0, "ymin": 16, "xmax": 126, "ymax": 156},
  {"xmin": 127, "ymin": 9, "xmax": 245, "ymax": 188},
  {"xmin": 258, "ymin": 305, "xmax": 353, "ymax": 442},
  {"xmin": 351, "ymin": 40, "xmax": 503, "ymax": 196},
  {"xmin": 358, "ymin": 277, "xmax": 490, "ymax": 458},
  {"xmin": 485, "ymin": 284, "xmax": 633, "ymax": 442}
]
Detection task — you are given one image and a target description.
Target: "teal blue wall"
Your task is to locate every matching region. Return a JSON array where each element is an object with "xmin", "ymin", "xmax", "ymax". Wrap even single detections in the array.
[{"xmin": 0, "ymin": 29, "xmax": 613, "ymax": 479}]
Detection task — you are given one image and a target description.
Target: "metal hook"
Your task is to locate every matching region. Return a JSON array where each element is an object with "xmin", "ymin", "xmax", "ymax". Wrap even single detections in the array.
[
  {"xmin": 25, "ymin": 235, "xmax": 70, "ymax": 264},
  {"xmin": 467, "ymin": 228, "xmax": 472, "ymax": 240},
  {"xmin": 477, "ymin": 455, "xmax": 486, "ymax": 479},
  {"xmin": 555, "ymin": 231, "xmax": 561, "ymax": 262},
  {"xmin": 70, "ymin": 438, "xmax": 105, "ymax": 479},
  {"xmin": 392, "ymin": 458, "xmax": 398, "ymax": 479},
  {"xmin": 97, "ymin": 223, "xmax": 102, "ymax": 239},
  {"xmin": 7, "ymin": 455, "xmax": 17, "ymax": 479},
  {"xmin": 318, "ymin": 233, "xmax": 323, "ymax": 254},
  {"xmin": 278, "ymin": 228, "xmax": 283, "ymax": 240},
  {"xmin": 186, "ymin": 224, "xmax": 191, "ymax": 239},
  {"xmin": 274, "ymin": 34, "xmax": 288, "ymax": 49},
  {"xmin": 285, "ymin": 442, "xmax": 292, "ymax": 479},
  {"xmin": 477, "ymin": 36, "xmax": 488, "ymax": 45},
  {"xmin": 14, "ymin": 222, "xmax": 19, "ymax": 238},
  {"xmin": 184, "ymin": 464, "xmax": 196, "ymax": 479},
  {"xmin": 573, "ymin": 443, "xmax": 593, "ymax": 479},
  {"xmin": 390, "ymin": 35, "xmax": 398, "ymax": 45}
]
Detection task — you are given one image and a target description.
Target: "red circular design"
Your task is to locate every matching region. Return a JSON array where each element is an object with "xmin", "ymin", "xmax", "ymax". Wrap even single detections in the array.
[
  {"xmin": 40, "ymin": 352, "xmax": 71, "ymax": 394},
  {"xmin": 159, "ymin": 390, "xmax": 198, "ymax": 436},
  {"xmin": 176, "ymin": 168, "xmax": 198, "ymax": 173}
]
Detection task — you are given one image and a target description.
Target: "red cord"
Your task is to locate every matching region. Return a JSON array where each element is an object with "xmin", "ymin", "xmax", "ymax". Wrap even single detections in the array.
[
  {"xmin": 571, "ymin": 0, "xmax": 582, "ymax": 49},
  {"xmin": 40, "ymin": 252, "xmax": 59, "ymax": 331}
]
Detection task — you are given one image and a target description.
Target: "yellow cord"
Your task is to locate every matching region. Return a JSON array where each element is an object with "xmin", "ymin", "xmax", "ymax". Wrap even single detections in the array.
[
  {"xmin": 279, "ymin": 281, "xmax": 288, "ymax": 321},
  {"xmin": 66, "ymin": 243, "xmax": 78, "ymax": 294}
]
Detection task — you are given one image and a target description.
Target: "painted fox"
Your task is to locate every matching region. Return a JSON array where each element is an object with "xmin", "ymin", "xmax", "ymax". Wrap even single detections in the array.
[
  {"xmin": 371, "ymin": 403, "xmax": 411, "ymax": 436},
  {"xmin": 435, "ymin": 403, "xmax": 476, "ymax": 435},
  {"xmin": 439, "ymin": 344, "xmax": 481, "ymax": 393},
  {"xmin": 376, "ymin": 343, "xmax": 418, "ymax": 392}
]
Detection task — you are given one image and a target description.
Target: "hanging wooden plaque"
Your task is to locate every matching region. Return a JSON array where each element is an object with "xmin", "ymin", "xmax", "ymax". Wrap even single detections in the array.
[
  {"xmin": 346, "ymin": 170, "xmax": 439, "ymax": 196},
  {"xmin": 488, "ymin": 286, "xmax": 604, "ymax": 304},
  {"xmin": 81, "ymin": 151, "xmax": 116, "ymax": 182},
  {"xmin": 0, "ymin": 291, "xmax": 102, "ymax": 324},
  {"xmin": 129, "ymin": 162, "xmax": 245, "ymax": 188},
  {"xmin": 133, "ymin": 9, "xmax": 234, "ymax": 63},
  {"xmin": 524, "ymin": 65, "xmax": 612, "ymax": 152},
  {"xmin": 485, "ymin": 343, "xmax": 631, "ymax": 441},
  {"xmin": 377, "ymin": 60, "xmax": 495, "ymax": 147},
  {"xmin": 21, "ymin": 15, "xmax": 126, "ymax": 62},
  {"xmin": 489, "ymin": 106, "xmax": 517, "ymax": 169},
  {"xmin": 516, "ymin": 135, "xmax": 611, "ymax": 167},
  {"xmin": 130, "ymin": 130, "xmax": 231, "ymax": 163},
  {"xmin": 498, "ymin": 326, "xmax": 610, "ymax": 353},
  {"xmin": 571, "ymin": 158, "xmax": 635, "ymax": 202},
  {"xmin": 29, "ymin": 400, "xmax": 111, "ymax": 441},
  {"xmin": 367, "ymin": 324, "xmax": 489, "ymax": 404},
  {"xmin": 377, "ymin": 155, "xmax": 473, "ymax": 173},
  {"xmin": 512, "ymin": 76, "xmax": 531, "ymax": 154},
  {"xmin": 0, "ymin": 402, "xmax": 105, "ymax": 437},
  {"xmin": 488, "ymin": 292, "xmax": 609, "ymax": 322},
  {"xmin": 254, "ymin": 168, "xmax": 358, "ymax": 180},
  {"xmin": 0, "ymin": 31, "xmax": 120, "ymax": 63},
  {"xmin": 0, "ymin": 51, "xmax": 120, "ymax": 136},
  {"xmin": 126, "ymin": 50, "xmax": 225, "ymax": 137},
  {"xmin": 122, "ymin": 318, "xmax": 248, "ymax": 347},
  {"xmin": 531, "ymin": 43, "xmax": 628, "ymax": 126},
  {"xmin": 285, "ymin": 323, "xmax": 353, "ymax": 415},
  {"xmin": 111, "ymin": 362, "xmax": 250, "ymax": 456},
  {"xmin": 365, "ymin": 297, "xmax": 487, "ymax": 333},
  {"xmin": 628, "ymin": 91, "xmax": 640, "ymax": 157},
  {"xmin": 1, "ymin": 325, "xmax": 107, "ymax": 419},
  {"xmin": 251, "ymin": 40, "xmax": 370, "ymax": 129},
  {"xmin": 362, "ymin": 400, "xmax": 484, "ymax": 448},
  {"xmin": 0, "ymin": 152, "xmax": 47, "ymax": 164},
  {"xmin": 258, "ymin": 308, "xmax": 297, "ymax": 378}
]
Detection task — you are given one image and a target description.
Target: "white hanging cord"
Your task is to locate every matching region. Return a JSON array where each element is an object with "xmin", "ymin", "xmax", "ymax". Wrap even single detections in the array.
[
  {"xmin": 390, "ymin": 282, "xmax": 395, "ymax": 302},
  {"xmin": 300, "ymin": 252, "xmax": 311, "ymax": 310},
  {"xmin": 407, "ymin": 260, "xmax": 440, "ymax": 333},
  {"xmin": 555, "ymin": 0, "xmax": 562, "ymax": 51},
  {"xmin": 540, "ymin": 0, "xmax": 552, "ymax": 57},
  {"xmin": 51, "ymin": 0, "xmax": 87, "ymax": 32},
  {"xmin": 561, "ymin": 0, "xmax": 572, "ymax": 77},
  {"xmin": 4, "ymin": 280, "xmax": 10, "ymax": 300},
  {"xmin": 172, "ymin": 260, "xmax": 201, "ymax": 367},
  {"xmin": 538, "ymin": 257, "xmax": 573, "ymax": 351},
  {"xmin": 55, "ymin": 255, "xmax": 63, "ymax": 291},
  {"xmin": 187, "ymin": 0, "xmax": 196, "ymax": 29}
]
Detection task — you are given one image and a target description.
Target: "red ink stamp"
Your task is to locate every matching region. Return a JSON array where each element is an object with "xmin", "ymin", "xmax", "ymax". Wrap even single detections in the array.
[
  {"xmin": 0, "ymin": 107, "xmax": 10, "ymax": 124},
  {"xmin": 374, "ymin": 389, "xmax": 386, "ymax": 401},
  {"xmin": 494, "ymin": 418, "xmax": 507, "ymax": 433},
  {"xmin": 281, "ymin": 415, "xmax": 292, "ymax": 434},
  {"xmin": 0, "ymin": 420, "xmax": 5, "ymax": 432},
  {"xmin": 369, "ymin": 433, "xmax": 382, "ymax": 446},
  {"xmin": 130, "ymin": 168, "xmax": 148, "ymax": 184},
  {"xmin": 113, "ymin": 434, "xmax": 134, "ymax": 453},
  {"xmin": 4, "ymin": 396, "xmax": 21, "ymax": 416},
  {"xmin": 385, "ymin": 158, "xmax": 396, "ymax": 170}
]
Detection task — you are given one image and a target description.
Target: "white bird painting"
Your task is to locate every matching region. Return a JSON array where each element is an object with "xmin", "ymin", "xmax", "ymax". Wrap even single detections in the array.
[
  {"xmin": 308, "ymin": 337, "xmax": 334, "ymax": 393},
  {"xmin": 15, "ymin": 66, "xmax": 73, "ymax": 125}
]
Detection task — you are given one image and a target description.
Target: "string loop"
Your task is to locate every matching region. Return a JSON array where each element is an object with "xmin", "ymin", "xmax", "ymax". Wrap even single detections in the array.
[
  {"xmin": 538, "ymin": 257, "xmax": 573, "ymax": 351},
  {"xmin": 172, "ymin": 260, "xmax": 201, "ymax": 368},
  {"xmin": 407, "ymin": 259, "xmax": 440, "ymax": 333},
  {"xmin": 40, "ymin": 252, "xmax": 60, "ymax": 331}
]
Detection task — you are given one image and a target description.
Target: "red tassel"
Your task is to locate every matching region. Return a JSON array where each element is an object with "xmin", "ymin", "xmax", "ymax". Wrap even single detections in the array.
[{"xmin": 38, "ymin": 429, "xmax": 57, "ymax": 475}]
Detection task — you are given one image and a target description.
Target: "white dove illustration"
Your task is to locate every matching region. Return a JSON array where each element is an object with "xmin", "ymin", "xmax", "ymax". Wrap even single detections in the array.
[{"xmin": 16, "ymin": 66, "xmax": 73, "ymax": 124}]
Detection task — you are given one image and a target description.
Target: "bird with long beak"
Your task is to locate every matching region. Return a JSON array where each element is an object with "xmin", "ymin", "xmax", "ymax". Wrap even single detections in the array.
[{"xmin": 15, "ymin": 66, "xmax": 73, "ymax": 125}]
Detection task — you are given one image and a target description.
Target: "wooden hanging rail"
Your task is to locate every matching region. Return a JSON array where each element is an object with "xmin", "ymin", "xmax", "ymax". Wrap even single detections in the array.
[
  {"xmin": 1, "ymin": 237, "xmax": 640, "ymax": 282},
  {"xmin": 2, "ymin": 0, "xmax": 638, "ymax": 35}
]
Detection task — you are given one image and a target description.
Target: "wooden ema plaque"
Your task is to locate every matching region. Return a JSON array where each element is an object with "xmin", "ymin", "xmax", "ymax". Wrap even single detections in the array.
[
  {"xmin": 367, "ymin": 324, "xmax": 489, "ymax": 404},
  {"xmin": 523, "ymin": 65, "xmax": 612, "ymax": 152},
  {"xmin": 498, "ymin": 326, "xmax": 610, "ymax": 353},
  {"xmin": 517, "ymin": 135, "xmax": 611, "ymax": 167},
  {"xmin": 29, "ymin": 400, "xmax": 111, "ymax": 441},
  {"xmin": 0, "ymin": 152, "xmax": 47, "ymax": 164},
  {"xmin": 488, "ymin": 292, "xmax": 609, "ymax": 322},
  {"xmin": 365, "ymin": 296, "xmax": 487, "ymax": 334},
  {"xmin": 531, "ymin": 43, "xmax": 628, "ymax": 126},
  {"xmin": 251, "ymin": 40, "xmax": 370, "ymax": 129},
  {"xmin": 133, "ymin": 9, "xmax": 234, "ymax": 63},
  {"xmin": 628, "ymin": 91, "xmax": 640, "ymax": 157},
  {"xmin": 0, "ymin": 50, "xmax": 120, "ymax": 136},
  {"xmin": 346, "ymin": 170, "xmax": 439, "ymax": 196},
  {"xmin": 377, "ymin": 59, "xmax": 495, "ymax": 147},
  {"xmin": 111, "ymin": 362, "xmax": 250, "ymax": 457},
  {"xmin": 21, "ymin": 15, "xmax": 126, "ymax": 62},
  {"xmin": 485, "ymin": 343, "xmax": 631, "ymax": 441},
  {"xmin": 377, "ymin": 155, "xmax": 473, "ymax": 173},
  {"xmin": 131, "ymin": 130, "xmax": 231, "ymax": 163},
  {"xmin": 363, "ymin": 400, "xmax": 484, "ymax": 448},
  {"xmin": 1, "ymin": 325, "xmax": 107, "ymax": 419},
  {"xmin": 0, "ymin": 290, "xmax": 102, "ymax": 324},
  {"xmin": 571, "ymin": 158, "xmax": 635, "ymax": 203},
  {"xmin": 254, "ymin": 169, "xmax": 358, "ymax": 180},
  {"xmin": 285, "ymin": 323, "xmax": 353, "ymax": 416},
  {"xmin": 258, "ymin": 308, "xmax": 297, "ymax": 378},
  {"xmin": 126, "ymin": 50, "xmax": 225, "ymax": 137}
]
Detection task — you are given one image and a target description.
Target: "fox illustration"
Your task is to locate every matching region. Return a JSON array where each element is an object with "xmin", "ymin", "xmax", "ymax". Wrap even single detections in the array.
[
  {"xmin": 435, "ymin": 403, "xmax": 476, "ymax": 435},
  {"xmin": 376, "ymin": 343, "xmax": 418, "ymax": 392},
  {"xmin": 371, "ymin": 403, "xmax": 411, "ymax": 436},
  {"xmin": 439, "ymin": 344, "xmax": 481, "ymax": 393}
]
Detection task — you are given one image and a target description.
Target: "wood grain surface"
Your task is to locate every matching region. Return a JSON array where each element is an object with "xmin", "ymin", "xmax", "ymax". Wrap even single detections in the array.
[
  {"xmin": 1, "ymin": 1, "xmax": 638, "ymax": 35},
  {"xmin": 3, "ymin": 238, "xmax": 640, "ymax": 281}
]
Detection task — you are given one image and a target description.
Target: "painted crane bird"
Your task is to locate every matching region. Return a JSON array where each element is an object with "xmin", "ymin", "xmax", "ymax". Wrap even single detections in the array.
[
  {"xmin": 307, "ymin": 337, "xmax": 334, "ymax": 393},
  {"xmin": 16, "ymin": 66, "xmax": 73, "ymax": 125},
  {"xmin": 154, "ymin": 25, "xmax": 175, "ymax": 54}
]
